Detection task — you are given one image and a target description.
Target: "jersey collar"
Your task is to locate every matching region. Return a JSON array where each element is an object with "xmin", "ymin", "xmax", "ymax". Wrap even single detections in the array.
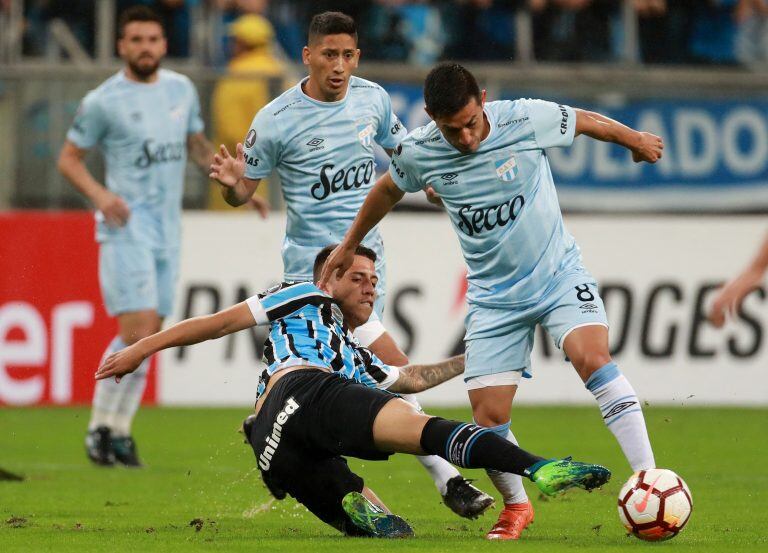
[{"xmin": 297, "ymin": 76, "xmax": 351, "ymax": 107}]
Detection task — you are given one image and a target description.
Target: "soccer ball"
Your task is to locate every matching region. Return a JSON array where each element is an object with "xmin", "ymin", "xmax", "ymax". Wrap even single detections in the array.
[{"xmin": 617, "ymin": 468, "xmax": 692, "ymax": 541}]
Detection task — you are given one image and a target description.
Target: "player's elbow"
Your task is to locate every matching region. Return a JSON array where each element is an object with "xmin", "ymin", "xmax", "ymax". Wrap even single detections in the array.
[
  {"xmin": 57, "ymin": 144, "xmax": 82, "ymax": 177},
  {"xmin": 56, "ymin": 150, "xmax": 73, "ymax": 176}
]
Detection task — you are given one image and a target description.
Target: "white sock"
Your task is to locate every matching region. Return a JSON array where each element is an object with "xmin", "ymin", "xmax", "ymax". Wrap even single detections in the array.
[
  {"xmin": 483, "ymin": 422, "xmax": 528, "ymax": 505},
  {"xmin": 586, "ymin": 362, "xmax": 655, "ymax": 471},
  {"xmin": 401, "ymin": 394, "xmax": 460, "ymax": 495},
  {"xmin": 111, "ymin": 356, "xmax": 151, "ymax": 437},
  {"xmin": 88, "ymin": 336, "xmax": 125, "ymax": 431}
]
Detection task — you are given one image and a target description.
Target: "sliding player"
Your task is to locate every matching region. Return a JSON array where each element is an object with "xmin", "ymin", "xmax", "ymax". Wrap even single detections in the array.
[{"xmin": 95, "ymin": 245, "xmax": 611, "ymax": 538}]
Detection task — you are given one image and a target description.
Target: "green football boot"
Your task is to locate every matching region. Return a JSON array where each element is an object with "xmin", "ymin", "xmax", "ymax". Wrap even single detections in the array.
[
  {"xmin": 527, "ymin": 457, "xmax": 611, "ymax": 496},
  {"xmin": 341, "ymin": 492, "xmax": 414, "ymax": 538}
]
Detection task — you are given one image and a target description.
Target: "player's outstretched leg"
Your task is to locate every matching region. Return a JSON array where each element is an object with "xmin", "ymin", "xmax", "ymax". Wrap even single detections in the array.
[
  {"xmin": 417, "ymin": 417, "xmax": 611, "ymax": 495},
  {"xmin": 400, "ymin": 395, "xmax": 494, "ymax": 519},
  {"xmin": 341, "ymin": 492, "xmax": 414, "ymax": 538}
]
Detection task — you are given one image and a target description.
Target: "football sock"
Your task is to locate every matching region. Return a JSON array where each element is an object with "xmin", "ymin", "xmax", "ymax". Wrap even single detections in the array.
[
  {"xmin": 482, "ymin": 422, "xmax": 529, "ymax": 504},
  {"xmin": 402, "ymin": 394, "xmax": 460, "ymax": 495},
  {"xmin": 586, "ymin": 362, "xmax": 655, "ymax": 471},
  {"xmin": 420, "ymin": 417, "xmax": 544, "ymax": 476},
  {"xmin": 112, "ymin": 356, "xmax": 150, "ymax": 437},
  {"xmin": 88, "ymin": 336, "xmax": 126, "ymax": 431}
]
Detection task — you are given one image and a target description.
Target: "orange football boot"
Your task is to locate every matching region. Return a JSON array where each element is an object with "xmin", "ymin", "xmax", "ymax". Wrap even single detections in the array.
[{"xmin": 486, "ymin": 501, "xmax": 535, "ymax": 540}]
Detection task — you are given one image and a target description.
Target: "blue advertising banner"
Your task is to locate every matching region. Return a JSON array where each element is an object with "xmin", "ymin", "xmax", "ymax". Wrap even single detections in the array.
[{"xmin": 382, "ymin": 82, "xmax": 768, "ymax": 211}]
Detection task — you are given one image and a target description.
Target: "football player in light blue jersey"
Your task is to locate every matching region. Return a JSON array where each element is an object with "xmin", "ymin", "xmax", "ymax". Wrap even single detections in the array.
[
  {"xmin": 58, "ymin": 7, "xmax": 215, "ymax": 468},
  {"xmin": 322, "ymin": 62, "xmax": 664, "ymax": 540},
  {"xmin": 209, "ymin": 12, "xmax": 492, "ymax": 519}
]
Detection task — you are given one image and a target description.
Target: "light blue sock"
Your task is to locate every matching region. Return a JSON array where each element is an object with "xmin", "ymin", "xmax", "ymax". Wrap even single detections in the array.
[{"xmin": 586, "ymin": 362, "xmax": 655, "ymax": 471}]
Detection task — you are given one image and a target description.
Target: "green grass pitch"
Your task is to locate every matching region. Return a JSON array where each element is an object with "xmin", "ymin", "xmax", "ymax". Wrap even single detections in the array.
[{"xmin": 1, "ymin": 406, "xmax": 766, "ymax": 552}]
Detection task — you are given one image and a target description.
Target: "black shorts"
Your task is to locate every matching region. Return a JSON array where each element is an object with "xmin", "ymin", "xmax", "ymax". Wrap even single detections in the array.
[{"xmin": 246, "ymin": 369, "xmax": 398, "ymax": 531}]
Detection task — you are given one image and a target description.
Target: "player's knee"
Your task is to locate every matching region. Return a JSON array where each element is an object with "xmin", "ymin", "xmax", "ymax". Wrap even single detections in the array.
[
  {"xmin": 572, "ymin": 351, "xmax": 613, "ymax": 381},
  {"xmin": 471, "ymin": 405, "xmax": 510, "ymax": 428}
]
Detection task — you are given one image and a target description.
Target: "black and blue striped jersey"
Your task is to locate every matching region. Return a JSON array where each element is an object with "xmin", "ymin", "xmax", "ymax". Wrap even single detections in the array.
[{"xmin": 246, "ymin": 281, "xmax": 400, "ymax": 398}]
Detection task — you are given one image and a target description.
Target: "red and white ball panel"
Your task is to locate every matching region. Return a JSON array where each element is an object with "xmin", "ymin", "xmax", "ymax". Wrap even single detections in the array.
[{"xmin": 617, "ymin": 468, "xmax": 693, "ymax": 541}]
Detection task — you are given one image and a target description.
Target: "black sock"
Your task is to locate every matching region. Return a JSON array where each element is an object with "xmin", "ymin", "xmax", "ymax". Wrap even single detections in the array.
[{"xmin": 420, "ymin": 417, "xmax": 544, "ymax": 477}]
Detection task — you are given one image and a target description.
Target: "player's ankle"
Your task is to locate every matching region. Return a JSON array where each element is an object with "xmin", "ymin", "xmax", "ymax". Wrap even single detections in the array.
[
  {"xmin": 523, "ymin": 458, "xmax": 553, "ymax": 480},
  {"xmin": 503, "ymin": 500, "xmax": 530, "ymax": 509}
]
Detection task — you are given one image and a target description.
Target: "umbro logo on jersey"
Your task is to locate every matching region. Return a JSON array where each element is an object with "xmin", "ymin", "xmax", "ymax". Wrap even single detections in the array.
[
  {"xmin": 580, "ymin": 302, "xmax": 599, "ymax": 313},
  {"xmin": 603, "ymin": 401, "xmax": 637, "ymax": 419},
  {"xmin": 441, "ymin": 173, "xmax": 459, "ymax": 186},
  {"xmin": 307, "ymin": 138, "xmax": 325, "ymax": 152}
]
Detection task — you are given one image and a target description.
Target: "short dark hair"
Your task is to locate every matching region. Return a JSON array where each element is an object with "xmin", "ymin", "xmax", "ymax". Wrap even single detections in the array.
[
  {"xmin": 313, "ymin": 244, "xmax": 376, "ymax": 283},
  {"xmin": 308, "ymin": 11, "xmax": 357, "ymax": 45},
  {"xmin": 118, "ymin": 6, "xmax": 164, "ymax": 38},
  {"xmin": 424, "ymin": 62, "xmax": 481, "ymax": 119}
]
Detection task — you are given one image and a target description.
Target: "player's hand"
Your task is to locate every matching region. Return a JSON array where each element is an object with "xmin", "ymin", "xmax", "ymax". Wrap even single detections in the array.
[
  {"xmin": 708, "ymin": 267, "xmax": 764, "ymax": 328},
  {"xmin": 248, "ymin": 194, "xmax": 271, "ymax": 219},
  {"xmin": 95, "ymin": 190, "xmax": 130, "ymax": 227},
  {"xmin": 631, "ymin": 132, "xmax": 664, "ymax": 163},
  {"xmin": 209, "ymin": 143, "xmax": 245, "ymax": 188},
  {"xmin": 317, "ymin": 243, "xmax": 357, "ymax": 292},
  {"xmin": 94, "ymin": 345, "xmax": 147, "ymax": 383},
  {"xmin": 424, "ymin": 186, "xmax": 443, "ymax": 207}
]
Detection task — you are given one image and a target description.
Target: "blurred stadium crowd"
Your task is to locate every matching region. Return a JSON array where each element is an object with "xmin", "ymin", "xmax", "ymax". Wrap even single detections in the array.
[{"xmin": 7, "ymin": 0, "xmax": 768, "ymax": 67}]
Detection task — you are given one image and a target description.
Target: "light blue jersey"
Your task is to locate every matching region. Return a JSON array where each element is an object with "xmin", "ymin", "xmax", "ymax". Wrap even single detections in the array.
[
  {"xmin": 246, "ymin": 281, "xmax": 400, "ymax": 399},
  {"xmin": 242, "ymin": 76, "xmax": 407, "ymax": 304},
  {"xmin": 390, "ymin": 99, "xmax": 584, "ymax": 312},
  {"xmin": 66, "ymin": 69, "xmax": 204, "ymax": 250}
]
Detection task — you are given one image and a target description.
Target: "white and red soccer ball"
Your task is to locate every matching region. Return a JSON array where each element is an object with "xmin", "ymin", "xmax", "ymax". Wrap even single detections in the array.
[{"xmin": 617, "ymin": 468, "xmax": 693, "ymax": 541}]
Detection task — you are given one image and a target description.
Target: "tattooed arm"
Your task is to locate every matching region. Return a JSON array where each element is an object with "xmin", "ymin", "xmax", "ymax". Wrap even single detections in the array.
[{"xmin": 388, "ymin": 355, "xmax": 465, "ymax": 394}]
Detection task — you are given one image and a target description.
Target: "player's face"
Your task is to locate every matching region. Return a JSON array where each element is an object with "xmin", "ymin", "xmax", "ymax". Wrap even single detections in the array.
[
  {"xmin": 430, "ymin": 90, "xmax": 488, "ymax": 154},
  {"xmin": 302, "ymin": 34, "xmax": 360, "ymax": 101},
  {"xmin": 329, "ymin": 255, "xmax": 377, "ymax": 328},
  {"xmin": 118, "ymin": 21, "xmax": 166, "ymax": 80}
]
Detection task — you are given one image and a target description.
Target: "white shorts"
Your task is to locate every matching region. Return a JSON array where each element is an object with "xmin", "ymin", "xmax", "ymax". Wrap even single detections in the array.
[{"xmin": 465, "ymin": 370, "xmax": 524, "ymax": 391}]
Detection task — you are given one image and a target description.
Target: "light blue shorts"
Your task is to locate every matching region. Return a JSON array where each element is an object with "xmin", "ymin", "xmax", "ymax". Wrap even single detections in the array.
[
  {"xmin": 99, "ymin": 241, "xmax": 179, "ymax": 317},
  {"xmin": 464, "ymin": 270, "xmax": 608, "ymax": 382}
]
